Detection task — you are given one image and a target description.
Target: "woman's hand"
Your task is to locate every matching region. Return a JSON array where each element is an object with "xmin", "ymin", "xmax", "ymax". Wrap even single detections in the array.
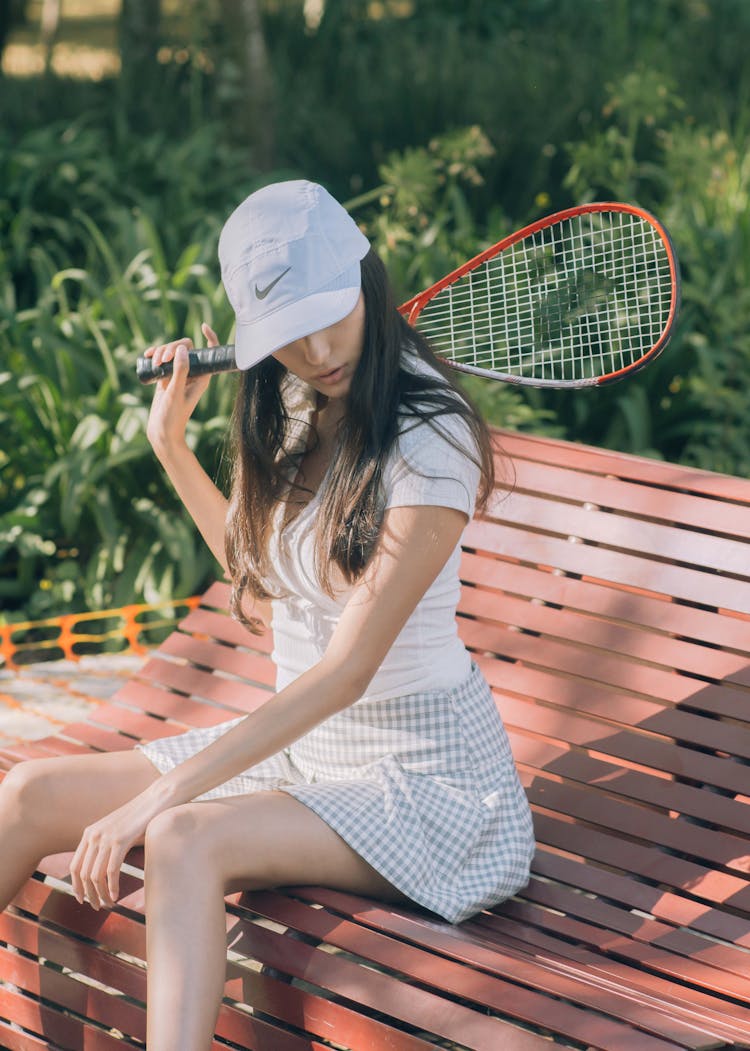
[
  {"xmin": 69, "ymin": 794, "xmax": 160, "ymax": 910},
  {"xmin": 145, "ymin": 321, "xmax": 219, "ymax": 460}
]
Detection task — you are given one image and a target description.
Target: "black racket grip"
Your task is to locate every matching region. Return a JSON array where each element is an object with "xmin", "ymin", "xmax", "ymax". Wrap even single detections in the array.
[{"xmin": 135, "ymin": 344, "xmax": 238, "ymax": 384}]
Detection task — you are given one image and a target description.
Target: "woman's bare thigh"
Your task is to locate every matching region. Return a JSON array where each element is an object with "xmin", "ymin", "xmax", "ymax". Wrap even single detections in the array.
[
  {"xmin": 151, "ymin": 790, "xmax": 412, "ymax": 906},
  {"xmin": 4, "ymin": 748, "xmax": 161, "ymax": 854}
]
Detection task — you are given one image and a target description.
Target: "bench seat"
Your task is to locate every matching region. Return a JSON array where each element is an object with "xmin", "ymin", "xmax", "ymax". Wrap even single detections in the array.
[{"xmin": 1, "ymin": 428, "xmax": 749, "ymax": 1050}]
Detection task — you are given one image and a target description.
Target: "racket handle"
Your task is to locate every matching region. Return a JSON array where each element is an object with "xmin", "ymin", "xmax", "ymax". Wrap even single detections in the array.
[{"xmin": 135, "ymin": 344, "xmax": 239, "ymax": 384}]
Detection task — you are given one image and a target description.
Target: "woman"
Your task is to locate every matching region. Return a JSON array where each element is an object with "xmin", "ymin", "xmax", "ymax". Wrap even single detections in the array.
[{"xmin": 0, "ymin": 180, "xmax": 535, "ymax": 1050}]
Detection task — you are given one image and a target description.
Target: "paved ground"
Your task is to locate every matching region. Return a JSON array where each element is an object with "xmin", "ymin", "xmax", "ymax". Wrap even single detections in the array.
[{"xmin": 0, "ymin": 653, "xmax": 146, "ymax": 747}]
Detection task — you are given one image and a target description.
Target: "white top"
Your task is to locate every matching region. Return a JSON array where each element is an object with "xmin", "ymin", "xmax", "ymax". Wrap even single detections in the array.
[{"xmin": 266, "ymin": 357, "xmax": 481, "ymax": 701}]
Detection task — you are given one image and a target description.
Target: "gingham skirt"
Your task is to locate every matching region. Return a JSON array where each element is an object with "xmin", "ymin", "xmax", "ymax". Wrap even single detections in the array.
[{"xmin": 134, "ymin": 662, "xmax": 535, "ymax": 923}]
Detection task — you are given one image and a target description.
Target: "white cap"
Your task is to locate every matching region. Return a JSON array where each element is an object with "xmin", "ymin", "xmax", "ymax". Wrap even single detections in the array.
[{"xmin": 218, "ymin": 180, "xmax": 371, "ymax": 370}]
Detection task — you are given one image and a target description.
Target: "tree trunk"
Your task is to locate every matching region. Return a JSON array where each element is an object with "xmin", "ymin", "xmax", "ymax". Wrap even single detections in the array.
[
  {"xmin": 40, "ymin": 0, "xmax": 61, "ymax": 77},
  {"xmin": 0, "ymin": 0, "xmax": 28, "ymax": 77},
  {"xmin": 119, "ymin": 0, "xmax": 161, "ymax": 127},
  {"xmin": 218, "ymin": 0, "xmax": 275, "ymax": 169}
]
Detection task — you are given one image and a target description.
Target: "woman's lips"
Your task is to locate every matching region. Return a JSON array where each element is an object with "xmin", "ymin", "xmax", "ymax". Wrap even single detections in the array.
[{"xmin": 315, "ymin": 365, "xmax": 346, "ymax": 385}]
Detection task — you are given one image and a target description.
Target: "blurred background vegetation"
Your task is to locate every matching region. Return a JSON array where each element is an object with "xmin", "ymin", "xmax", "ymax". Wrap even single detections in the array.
[{"xmin": 1, "ymin": 0, "xmax": 749, "ymax": 623}]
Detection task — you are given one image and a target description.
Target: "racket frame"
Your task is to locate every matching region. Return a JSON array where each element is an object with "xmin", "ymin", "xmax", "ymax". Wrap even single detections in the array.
[{"xmin": 399, "ymin": 201, "xmax": 681, "ymax": 388}]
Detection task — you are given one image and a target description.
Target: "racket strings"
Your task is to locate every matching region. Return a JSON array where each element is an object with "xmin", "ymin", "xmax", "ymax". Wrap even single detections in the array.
[{"xmin": 414, "ymin": 211, "xmax": 673, "ymax": 384}]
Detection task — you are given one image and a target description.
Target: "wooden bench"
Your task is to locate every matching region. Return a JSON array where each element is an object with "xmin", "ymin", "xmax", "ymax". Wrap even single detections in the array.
[{"xmin": 1, "ymin": 428, "xmax": 749, "ymax": 1051}]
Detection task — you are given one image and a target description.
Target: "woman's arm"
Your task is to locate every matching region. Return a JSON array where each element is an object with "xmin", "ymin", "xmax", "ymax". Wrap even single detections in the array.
[
  {"xmin": 142, "ymin": 502, "xmax": 468, "ymax": 808},
  {"xmin": 68, "ymin": 502, "xmax": 465, "ymax": 906},
  {"xmin": 156, "ymin": 442, "xmax": 230, "ymax": 575},
  {"xmin": 145, "ymin": 324, "xmax": 230, "ymax": 576}
]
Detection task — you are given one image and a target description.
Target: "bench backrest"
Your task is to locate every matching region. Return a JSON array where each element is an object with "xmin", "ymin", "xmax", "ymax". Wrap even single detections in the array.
[
  {"xmin": 459, "ymin": 430, "xmax": 750, "ymax": 1032},
  {"xmin": 2, "ymin": 428, "xmax": 749, "ymax": 1050}
]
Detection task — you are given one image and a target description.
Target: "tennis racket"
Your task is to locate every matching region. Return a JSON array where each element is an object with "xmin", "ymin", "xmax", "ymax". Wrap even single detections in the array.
[{"xmin": 136, "ymin": 202, "xmax": 680, "ymax": 389}]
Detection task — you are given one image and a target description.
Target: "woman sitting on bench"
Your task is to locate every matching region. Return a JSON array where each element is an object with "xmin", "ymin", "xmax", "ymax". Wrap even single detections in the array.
[{"xmin": 0, "ymin": 180, "xmax": 535, "ymax": 1051}]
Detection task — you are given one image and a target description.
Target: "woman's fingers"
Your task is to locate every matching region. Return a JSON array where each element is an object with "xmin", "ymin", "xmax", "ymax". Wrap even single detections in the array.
[
  {"xmin": 71, "ymin": 836, "xmax": 101, "ymax": 907},
  {"xmin": 171, "ymin": 343, "xmax": 190, "ymax": 380},
  {"xmin": 71, "ymin": 840, "xmax": 119, "ymax": 910},
  {"xmin": 107, "ymin": 858, "xmax": 121, "ymax": 904},
  {"xmin": 201, "ymin": 321, "xmax": 219, "ymax": 347},
  {"xmin": 154, "ymin": 338, "xmax": 193, "ymax": 369}
]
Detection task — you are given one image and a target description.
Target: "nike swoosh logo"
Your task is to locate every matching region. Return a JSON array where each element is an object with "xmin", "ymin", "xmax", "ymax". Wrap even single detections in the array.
[{"xmin": 255, "ymin": 267, "xmax": 291, "ymax": 300}]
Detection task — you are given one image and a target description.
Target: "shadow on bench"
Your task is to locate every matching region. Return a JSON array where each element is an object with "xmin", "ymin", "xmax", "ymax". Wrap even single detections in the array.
[{"xmin": 2, "ymin": 428, "xmax": 750, "ymax": 1050}]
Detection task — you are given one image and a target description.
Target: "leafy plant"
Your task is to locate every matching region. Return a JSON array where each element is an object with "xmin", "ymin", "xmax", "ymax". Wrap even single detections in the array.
[
  {"xmin": 1, "ymin": 205, "xmax": 237, "ymax": 621},
  {"xmin": 523, "ymin": 72, "xmax": 750, "ymax": 471}
]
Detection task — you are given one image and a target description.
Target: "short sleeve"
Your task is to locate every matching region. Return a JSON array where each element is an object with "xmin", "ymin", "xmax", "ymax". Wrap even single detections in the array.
[{"xmin": 383, "ymin": 414, "xmax": 481, "ymax": 518}]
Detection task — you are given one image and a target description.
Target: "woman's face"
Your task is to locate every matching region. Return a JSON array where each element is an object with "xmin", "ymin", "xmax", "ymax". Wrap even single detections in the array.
[{"xmin": 271, "ymin": 291, "xmax": 365, "ymax": 400}]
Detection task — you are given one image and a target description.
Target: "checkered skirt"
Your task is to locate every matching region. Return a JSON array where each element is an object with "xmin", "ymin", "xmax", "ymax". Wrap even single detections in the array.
[{"xmin": 135, "ymin": 662, "xmax": 535, "ymax": 923}]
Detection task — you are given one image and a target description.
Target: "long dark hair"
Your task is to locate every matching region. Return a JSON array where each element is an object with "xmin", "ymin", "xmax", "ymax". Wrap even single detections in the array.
[{"xmin": 224, "ymin": 248, "xmax": 495, "ymax": 631}]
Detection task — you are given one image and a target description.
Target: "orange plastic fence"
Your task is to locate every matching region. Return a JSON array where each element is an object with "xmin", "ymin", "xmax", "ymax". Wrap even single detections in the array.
[{"xmin": 0, "ymin": 597, "xmax": 201, "ymax": 670}]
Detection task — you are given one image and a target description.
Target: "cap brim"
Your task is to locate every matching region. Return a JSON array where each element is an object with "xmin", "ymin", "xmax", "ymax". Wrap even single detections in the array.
[{"xmin": 234, "ymin": 261, "xmax": 362, "ymax": 370}]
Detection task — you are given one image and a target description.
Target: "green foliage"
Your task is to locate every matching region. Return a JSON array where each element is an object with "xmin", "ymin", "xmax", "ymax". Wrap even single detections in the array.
[
  {"xmin": 262, "ymin": 0, "xmax": 750, "ymax": 219},
  {"xmin": 357, "ymin": 126, "xmax": 500, "ymax": 298},
  {"xmin": 0, "ymin": 119, "xmax": 250, "ymax": 623},
  {"xmin": 0, "ymin": 118, "xmax": 552, "ymax": 623},
  {"xmin": 3, "ymin": 0, "xmax": 750, "ymax": 623},
  {"xmin": 353, "ymin": 125, "xmax": 557, "ymax": 435},
  {"xmin": 542, "ymin": 73, "xmax": 750, "ymax": 473},
  {"xmin": 0, "ymin": 204, "xmax": 237, "ymax": 620}
]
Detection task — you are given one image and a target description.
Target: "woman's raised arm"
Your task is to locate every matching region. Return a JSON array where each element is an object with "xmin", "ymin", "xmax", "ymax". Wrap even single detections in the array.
[{"xmin": 144, "ymin": 323, "xmax": 230, "ymax": 575}]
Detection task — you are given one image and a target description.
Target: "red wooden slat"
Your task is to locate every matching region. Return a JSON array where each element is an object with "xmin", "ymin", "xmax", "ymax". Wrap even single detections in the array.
[
  {"xmin": 54, "ymin": 722, "xmax": 128, "ymax": 752},
  {"xmin": 281, "ymin": 889, "xmax": 706, "ymax": 1051},
  {"xmin": 464, "ymin": 518, "xmax": 750, "ymax": 614},
  {"xmin": 234, "ymin": 971, "xmax": 435, "ymax": 1051},
  {"xmin": 531, "ymin": 809, "xmax": 750, "ymax": 915},
  {"xmin": 0, "ymin": 943, "xmax": 144, "ymax": 1042},
  {"xmin": 487, "ymin": 490, "xmax": 750, "ymax": 577},
  {"xmin": 460, "ymin": 582, "xmax": 750, "ymax": 690},
  {"xmin": 528, "ymin": 769, "xmax": 750, "ymax": 878},
  {"xmin": 0, "ymin": 1018, "xmax": 66, "ymax": 1051},
  {"xmin": 485, "ymin": 678, "xmax": 750, "ymax": 797},
  {"xmin": 114, "ymin": 678, "xmax": 231, "ymax": 727},
  {"xmin": 506, "ymin": 456, "xmax": 750, "ymax": 538},
  {"xmin": 472, "ymin": 912, "xmax": 750, "ymax": 1046},
  {"xmin": 81, "ymin": 701, "xmax": 191, "ymax": 742},
  {"xmin": 1, "ymin": 911, "xmax": 145, "ymax": 1004},
  {"xmin": 465, "ymin": 629, "xmax": 750, "ymax": 760},
  {"xmin": 134, "ymin": 654, "xmax": 273, "ymax": 712},
  {"xmin": 178, "ymin": 607, "xmax": 273, "ymax": 653},
  {"xmin": 0, "ymin": 742, "xmax": 66, "ymax": 764},
  {"xmin": 0, "ymin": 737, "xmax": 91, "ymax": 762},
  {"xmin": 473, "ymin": 643, "xmax": 750, "ymax": 764},
  {"xmin": 5, "ymin": 882, "xmax": 431, "ymax": 1051},
  {"xmin": 234, "ymin": 893, "xmax": 683, "ymax": 1051},
  {"xmin": 159, "ymin": 630, "xmax": 276, "ymax": 682},
  {"xmin": 530, "ymin": 847, "xmax": 750, "ymax": 950},
  {"xmin": 508, "ymin": 734, "xmax": 750, "ymax": 836},
  {"xmin": 0, "ymin": 980, "xmax": 131, "ymax": 1051},
  {"xmin": 506, "ymin": 883, "xmax": 750, "ymax": 995},
  {"xmin": 271, "ymin": 895, "xmax": 743, "ymax": 1051},
  {"xmin": 495, "ymin": 430, "xmax": 750, "ymax": 505},
  {"xmin": 0, "ymin": 972, "xmax": 290, "ymax": 1051},
  {"xmin": 459, "ymin": 552, "xmax": 750, "ymax": 653}
]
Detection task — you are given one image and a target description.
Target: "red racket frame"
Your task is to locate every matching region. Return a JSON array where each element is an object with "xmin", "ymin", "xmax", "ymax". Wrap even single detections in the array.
[{"xmin": 398, "ymin": 201, "xmax": 681, "ymax": 386}]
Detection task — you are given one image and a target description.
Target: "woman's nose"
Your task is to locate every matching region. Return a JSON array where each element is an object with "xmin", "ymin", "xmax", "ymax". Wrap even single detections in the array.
[{"xmin": 301, "ymin": 334, "xmax": 329, "ymax": 366}]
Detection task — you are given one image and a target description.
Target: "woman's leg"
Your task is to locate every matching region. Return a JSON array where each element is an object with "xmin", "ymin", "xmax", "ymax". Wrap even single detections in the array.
[
  {"xmin": 143, "ymin": 790, "xmax": 410, "ymax": 1051},
  {"xmin": 0, "ymin": 749, "xmax": 161, "ymax": 912}
]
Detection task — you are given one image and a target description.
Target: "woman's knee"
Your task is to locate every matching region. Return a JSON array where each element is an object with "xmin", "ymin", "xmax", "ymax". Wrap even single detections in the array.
[
  {"xmin": 144, "ymin": 803, "xmax": 255, "ymax": 891},
  {"xmin": 0, "ymin": 760, "xmax": 55, "ymax": 828},
  {"xmin": 144, "ymin": 805, "xmax": 211, "ymax": 873}
]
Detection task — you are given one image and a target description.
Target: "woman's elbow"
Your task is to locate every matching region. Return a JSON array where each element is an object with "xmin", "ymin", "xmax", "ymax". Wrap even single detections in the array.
[{"xmin": 320, "ymin": 649, "xmax": 380, "ymax": 708}]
